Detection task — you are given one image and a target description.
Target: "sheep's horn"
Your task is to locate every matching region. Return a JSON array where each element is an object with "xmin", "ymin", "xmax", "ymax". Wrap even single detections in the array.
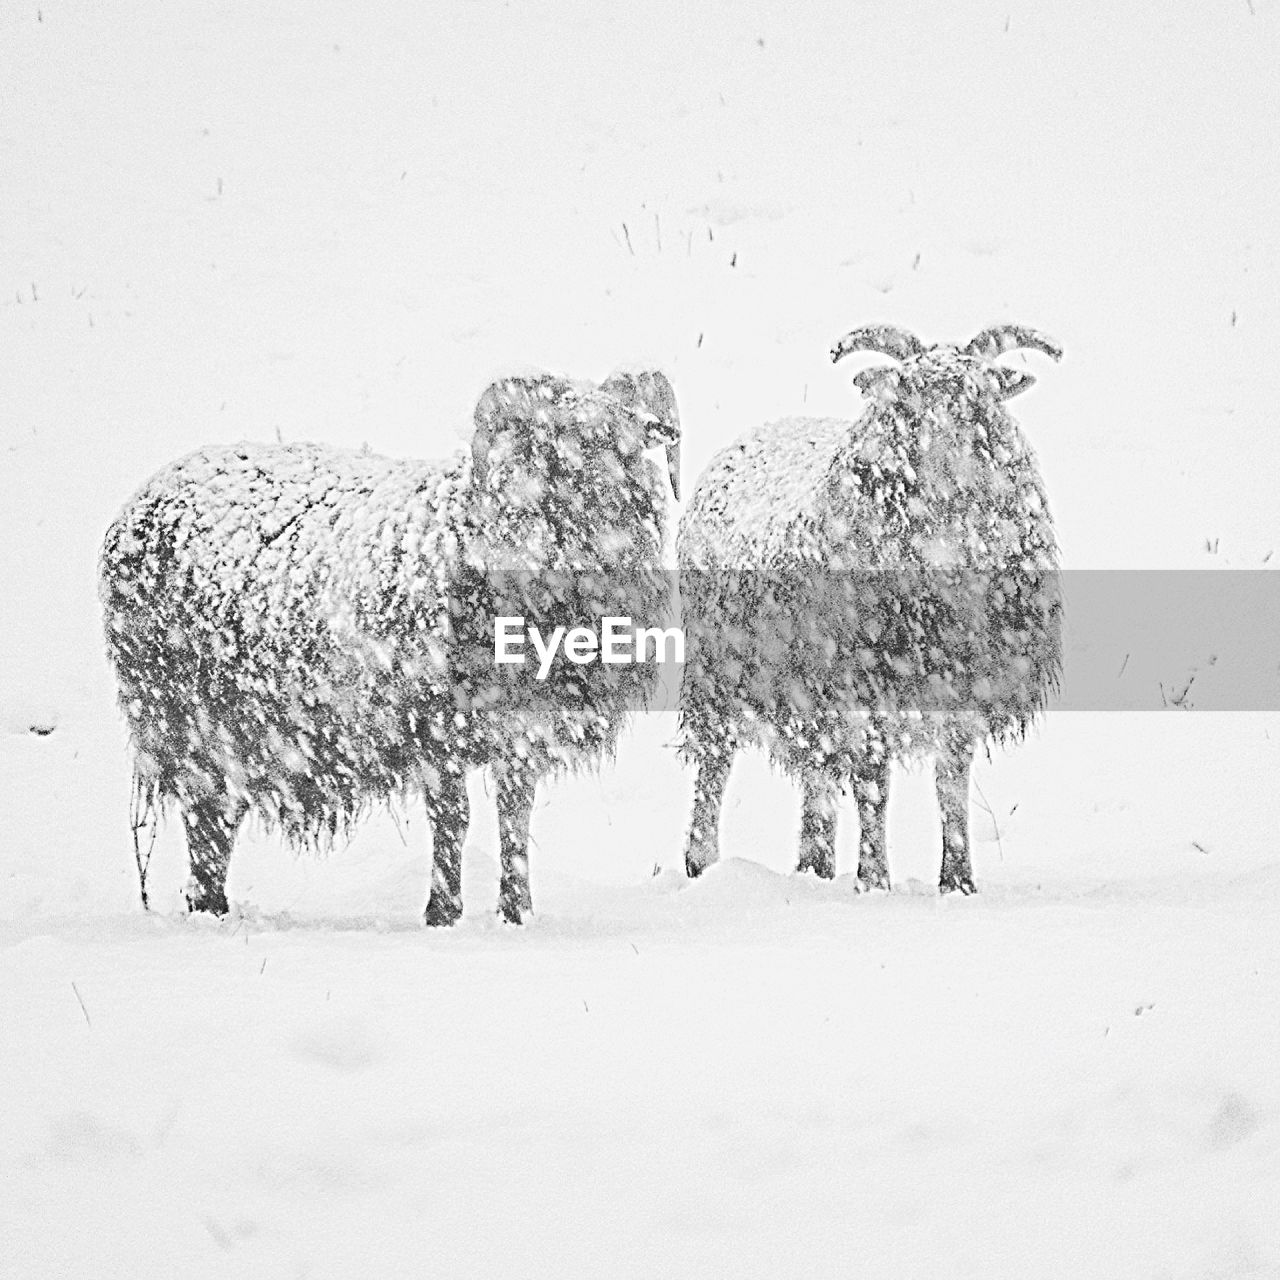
[
  {"xmin": 830, "ymin": 325, "xmax": 926, "ymax": 364},
  {"xmin": 644, "ymin": 372, "xmax": 682, "ymax": 502},
  {"xmin": 599, "ymin": 369, "xmax": 682, "ymax": 501},
  {"xmin": 965, "ymin": 326, "xmax": 1063, "ymax": 362}
]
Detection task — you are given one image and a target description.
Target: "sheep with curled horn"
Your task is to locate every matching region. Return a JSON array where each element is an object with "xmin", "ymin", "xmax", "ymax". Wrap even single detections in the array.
[
  {"xmin": 100, "ymin": 368, "xmax": 680, "ymax": 925},
  {"xmin": 677, "ymin": 324, "xmax": 1062, "ymax": 894}
]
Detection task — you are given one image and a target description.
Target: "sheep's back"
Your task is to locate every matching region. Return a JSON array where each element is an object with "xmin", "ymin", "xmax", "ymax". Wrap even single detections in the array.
[{"xmin": 678, "ymin": 417, "xmax": 852, "ymax": 570}]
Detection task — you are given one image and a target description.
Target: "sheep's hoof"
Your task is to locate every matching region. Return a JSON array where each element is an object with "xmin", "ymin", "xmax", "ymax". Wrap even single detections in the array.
[
  {"xmin": 498, "ymin": 884, "xmax": 532, "ymax": 926},
  {"xmin": 424, "ymin": 895, "xmax": 462, "ymax": 928},
  {"xmin": 684, "ymin": 851, "xmax": 715, "ymax": 879},
  {"xmin": 856, "ymin": 869, "xmax": 890, "ymax": 894},
  {"xmin": 185, "ymin": 885, "xmax": 229, "ymax": 916},
  {"xmin": 940, "ymin": 874, "xmax": 977, "ymax": 896},
  {"xmin": 797, "ymin": 854, "xmax": 835, "ymax": 880}
]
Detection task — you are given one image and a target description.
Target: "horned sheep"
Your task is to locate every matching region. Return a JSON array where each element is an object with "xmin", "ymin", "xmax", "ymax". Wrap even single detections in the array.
[
  {"xmin": 100, "ymin": 369, "xmax": 680, "ymax": 925},
  {"xmin": 677, "ymin": 324, "xmax": 1062, "ymax": 894}
]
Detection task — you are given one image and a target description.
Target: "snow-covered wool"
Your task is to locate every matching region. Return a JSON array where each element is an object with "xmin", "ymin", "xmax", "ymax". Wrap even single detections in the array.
[
  {"xmin": 677, "ymin": 325, "xmax": 1062, "ymax": 894},
  {"xmin": 100, "ymin": 370, "xmax": 679, "ymax": 924}
]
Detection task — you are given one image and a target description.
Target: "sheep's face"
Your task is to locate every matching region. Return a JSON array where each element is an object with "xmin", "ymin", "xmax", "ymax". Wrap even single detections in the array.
[
  {"xmin": 832, "ymin": 325, "xmax": 1059, "ymax": 443},
  {"xmin": 850, "ymin": 346, "xmax": 1034, "ymax": 484},
  {"xmin": 852, "ymin": 345, "xmax": 1033, "ymax": 419},
  {"xmin": 467, "ymin": 372, "xmax": 674, "ymax": 571},
  {"xmin": 832, "ymin": 342, "xmax": 1056, "ymax": 573}
]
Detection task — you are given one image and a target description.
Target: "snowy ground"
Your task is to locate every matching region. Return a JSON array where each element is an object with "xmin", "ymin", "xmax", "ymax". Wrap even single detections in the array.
[
  {"xmin": 5, "ymin": 851, "xmax": 1280, "ymax": 1279},
  {"xmin": 4, "ymin": 1, "xmax": 1280, "ymax": 1275}
]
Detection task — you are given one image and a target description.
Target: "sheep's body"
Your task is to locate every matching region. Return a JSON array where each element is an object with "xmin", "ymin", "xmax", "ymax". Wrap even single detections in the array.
[
  {"xmin": 678, "ymin": 327, "xmax": 1061, "ymax": 892},
  {"xmin": 102, "ymin": 370, "xmax": 679, "ymax": 923},
  {"xmin": 102, "ymin": 442, "xmax": 470, "ymax": 915}
]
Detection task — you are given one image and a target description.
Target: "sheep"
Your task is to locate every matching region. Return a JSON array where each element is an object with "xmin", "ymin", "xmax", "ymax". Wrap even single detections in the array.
[
  {"xmin": 100, "ymin": 368, "xmax": 680, "ymax": 924},
  {"xmin": 676, "ymin": 324, "xmax": 1062, "ymax": 894}
]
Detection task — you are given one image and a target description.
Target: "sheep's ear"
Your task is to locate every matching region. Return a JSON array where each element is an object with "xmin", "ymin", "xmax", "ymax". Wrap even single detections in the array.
[
  {"xmin": 852, "ymin": 366, "xmax": 900, "ymax": 402},
  {"xmin": 992, "ymin": 368, "xmax": 1037, "ymax": 400}
]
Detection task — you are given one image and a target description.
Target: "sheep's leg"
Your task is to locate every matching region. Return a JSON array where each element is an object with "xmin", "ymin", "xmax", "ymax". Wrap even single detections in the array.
[
  {"xmin": 797, "ymin": 772, "xmax": 838, "ymax": 879},
  {"xmin": 424, "ymin": 766, "xmax": 469, "ymax": 927},
  {"xmin": 937, "ymin": 733, "xmax": 977, "ymax": 895},
  {"xmin": 494, "ymin": 763, "xmax": 535, "ymax": 925},
  {"xmin": 684, "ymin": 748, "xmax": 730, "ymax": 878},
  {"xmin": 182, "ymin": 795, "xmax": 246, "ymax": 916},
  {"xmin": 853, "ymin": 753, "xmax": 891, "ymax": 892}
]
